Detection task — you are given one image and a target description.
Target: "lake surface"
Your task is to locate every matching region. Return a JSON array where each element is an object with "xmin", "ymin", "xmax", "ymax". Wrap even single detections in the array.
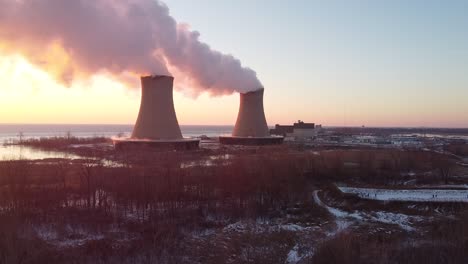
[
  {"xmin": 0, "ymin": 124, "xmax": 233, "ymax": 160},
  {"xmin": 0, "ymin": 145, "xmax": 82, "ymax": 160},
  {"xmin": 0, "ymin": 124, "xmax": 233, "ymax": 142}
]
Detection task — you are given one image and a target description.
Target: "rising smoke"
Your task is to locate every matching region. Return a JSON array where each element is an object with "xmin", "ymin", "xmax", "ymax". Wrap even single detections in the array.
[{"xmin": 0, "ymin": 0, "xmax": 262, "ymax": 95}]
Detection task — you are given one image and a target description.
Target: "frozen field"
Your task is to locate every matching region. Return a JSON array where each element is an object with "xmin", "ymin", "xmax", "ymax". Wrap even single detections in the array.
[{"xmin": 338, "ymin": 186, "xmax": 468, "ymax": 202}]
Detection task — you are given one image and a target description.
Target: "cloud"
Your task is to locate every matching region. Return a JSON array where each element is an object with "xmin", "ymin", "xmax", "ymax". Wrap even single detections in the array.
[{"xmin": 0, "ymin": 0, "xmax": 262, "ymax": 95}]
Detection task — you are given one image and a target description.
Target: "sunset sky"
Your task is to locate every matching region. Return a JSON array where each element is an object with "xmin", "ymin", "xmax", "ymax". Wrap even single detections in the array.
[{"xmin": 1, "ymin": 0, "xmax": 467, "ymax": 127}]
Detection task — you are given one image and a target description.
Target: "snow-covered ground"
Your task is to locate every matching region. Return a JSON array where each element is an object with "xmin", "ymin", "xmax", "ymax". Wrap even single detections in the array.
[
  {"xmin": 33, "ymin": 224, "xmax": 139, "ymax": 248},
  {"xmin": 222, "ymin": 220, "xmax": 312, "ymax": 234},
  {"xmin": 33, "ymin": 225, "xmax": 105, "ymax": 248},
  {"xmin": 338, "ymin": 187, "xmax": 468, "ymax": 202},
  {"xmin": 218, "ymin": 220, "xmax": 318, "ymax": 264},
  {"xmin": 313, "ymin": 191, "xmax": 424, "ymax": 232},
  {"xmin": 286, "ymin": 244, "xmax": 302, "ymax": 264}
]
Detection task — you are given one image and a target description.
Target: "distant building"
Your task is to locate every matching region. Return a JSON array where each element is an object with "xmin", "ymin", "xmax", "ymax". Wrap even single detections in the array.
[
  {"xmin": 270, "ymin": 120, "xmax": 319, "ymax": 140},
  {"xmin": 352, "ymin": 135, "xmax": 392, "ymax": 145},
  {"xmin": 293, "ymin": 121, "xmax": 316, "ymax": 138},
  {"xmin": 390, "ymin": 135, "xmax": 423, "ymax": 147},
  {"xmin": 270, "ymin": 124, "xmax": 294, "ymax": 137}
]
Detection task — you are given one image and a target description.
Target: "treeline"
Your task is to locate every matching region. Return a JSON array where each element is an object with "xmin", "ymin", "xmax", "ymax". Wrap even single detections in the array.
[
  {"xmin": 315, "ymin": 148, "xmax": 459, "ymax": 185},
  {"xmin": 0, "ymin": 147, "xmax": 317, "ymax": 222},
  {"xmin": 0, "ymin": 145, "xmax": 465, "ymax": 263},
  {"xmin": 0, "ymin": 147, "xmax": 459, "ymax": 220}
]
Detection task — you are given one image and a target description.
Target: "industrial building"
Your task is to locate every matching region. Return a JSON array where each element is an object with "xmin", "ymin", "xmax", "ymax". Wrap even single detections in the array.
[{"xmin": 270, "ymin": 121, "xmax": 320, "ymax": 140}]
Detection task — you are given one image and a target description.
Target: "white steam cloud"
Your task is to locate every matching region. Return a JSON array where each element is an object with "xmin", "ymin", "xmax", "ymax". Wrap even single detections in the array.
[{"xmin": 0, "ymin": 0, "xmax": 262, "ymax": 95}]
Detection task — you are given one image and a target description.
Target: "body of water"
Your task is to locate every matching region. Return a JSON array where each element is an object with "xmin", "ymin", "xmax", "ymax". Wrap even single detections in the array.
[
  {"xmin": 0, "ymin": 124, "xmax": 233, "ymax": 160},
  {"xmin": 0, "ymin": 124, "xmax": 233, "ymax": 142},
  {"xmin": 0, "ymin": 145, "xmax": 82, "ymax": 160}
]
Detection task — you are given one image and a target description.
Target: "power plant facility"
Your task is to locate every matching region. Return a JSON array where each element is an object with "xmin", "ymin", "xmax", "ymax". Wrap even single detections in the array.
[
  {"xmin": 113, "ymin": 75, "xmax": 199, "ymax": 150},
  {"xmin": 270, "ymin": 121, "xmax": 321, "ymax": 140},
  {"xmin": 113, "ymin": 77, "xmax": 281, "ymax": 149},
  {"xmin": 220, "ymin": 89, "xmax": 284, "ymax": 145}
]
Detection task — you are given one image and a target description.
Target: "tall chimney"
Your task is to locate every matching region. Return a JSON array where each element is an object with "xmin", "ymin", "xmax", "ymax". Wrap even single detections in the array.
[
  {"xmin": 232, "ymin": 88, "xmax": 269, "ymax": 137},
  {"xmin": 131, "ymin": 75, "xmax": 183, "ymax": 140}
]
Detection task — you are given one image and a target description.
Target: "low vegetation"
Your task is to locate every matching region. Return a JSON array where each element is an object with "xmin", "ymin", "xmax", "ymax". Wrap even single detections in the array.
[{"xmin": 0, "ymin": 137, "xmax": 466, "ymax": 263}]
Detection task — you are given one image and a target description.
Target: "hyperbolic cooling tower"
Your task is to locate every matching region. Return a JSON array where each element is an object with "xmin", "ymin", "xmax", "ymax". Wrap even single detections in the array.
[
  {"xmin": 113, "ymin": 75, "xmax": 199, "ymax": 150},
  {"xmin": 131, "ymin": 75, "xmax": 183, "ymax": 140},
  {"xmin": 220, "ymin": 88, "xmax": 283, "ymax": 145},
  {"xmin": 232, "ymin": 89, "xmax": 270, "ymax": 137}
]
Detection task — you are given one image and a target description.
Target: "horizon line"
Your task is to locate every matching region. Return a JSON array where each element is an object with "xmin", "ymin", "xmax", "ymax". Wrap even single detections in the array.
[{"xmin": 1, "ymin": 123, "xmax": 468, "ymax": 130}]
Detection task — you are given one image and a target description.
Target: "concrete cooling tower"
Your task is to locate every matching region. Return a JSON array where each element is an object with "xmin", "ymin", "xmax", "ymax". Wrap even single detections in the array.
[
  {"xmin": 132, "ymin": 75, "xmax": 183, "ymax": 140},
  {"xmin": 220, "ymin": 89, "xmax": 284, "ymax": 145},
  {"xmin": 232, "ymin": 89, "xmax": 270, "ymax": 137},
  {"xmin": 113, "ymin": 75, "xmax": 199, "ymax": 150}
]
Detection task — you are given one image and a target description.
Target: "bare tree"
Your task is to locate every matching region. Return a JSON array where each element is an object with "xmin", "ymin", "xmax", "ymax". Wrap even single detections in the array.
[
  {"xmin": 432, "ymin": 153, "xmax": 454, "ymax": 184},
  {"xmin": 17, "ymin": 132, "xmax": 24, "ymax": 144},
  {"xmin": 79, "ymin": 157, "xmax": 100, "ymax": 209}
]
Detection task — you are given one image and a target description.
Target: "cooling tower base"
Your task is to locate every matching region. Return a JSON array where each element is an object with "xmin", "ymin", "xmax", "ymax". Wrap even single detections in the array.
[
  {"xmin": 219, "ymin": 136, "xmax": 284, "ymax": 146},
  {"xmin": 113, "ymin": 138, "xmax": 199, "ymax": 151}
]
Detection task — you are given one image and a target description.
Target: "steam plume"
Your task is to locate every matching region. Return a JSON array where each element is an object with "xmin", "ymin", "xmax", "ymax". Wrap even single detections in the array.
[{"xmin": 0, "ymin": 0, "xmax": 262, "ymax": 95}]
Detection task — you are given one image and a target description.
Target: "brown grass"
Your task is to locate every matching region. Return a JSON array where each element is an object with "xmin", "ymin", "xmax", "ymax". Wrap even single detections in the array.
[{"xmin": 0, "ymin": 139, "xmax": 466, "ymax": 263}]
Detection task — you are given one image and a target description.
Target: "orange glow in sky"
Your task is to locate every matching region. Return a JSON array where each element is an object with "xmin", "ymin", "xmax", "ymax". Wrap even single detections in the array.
[
  {"xmin": 0, "ymin": 54, "xmax": 240, "ymax": 125},
  {"xmin": 0, "ymin": 0, "xmax": 468, "ymax": 127},
  {"xmin": 2, "ymin": 0, "xmax": 468, "ymax": 128},
  {"xmin": 0, "ymin": 54, "xmax": 467, "ymax": 128}
]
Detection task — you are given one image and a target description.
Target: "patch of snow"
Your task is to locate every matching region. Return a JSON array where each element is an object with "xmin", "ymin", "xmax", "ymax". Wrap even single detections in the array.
[
  {"xmin": 401, "ymin": 171, "xmax": 416, "ymax": 177},
  {"xmin": 192, "ymin": 228, "xmax": 216, "ymax": 238},
  {"xmin": 403, "ymin": 179, "xmax": 417, "ymax": 185},
  {"xmin": 223, "ymin": 221, "xmax": 247, "ymax": 233},
  {"xmin": 335, "ymin": 220, "xmax": 352, "ymax": 232},
  {"xmin": 280, "ymin": 224, "xmax": 305, "ymax": 232},
  {"xmin": 326, "ymin": 206, "xmax": 349, "ymax": 218},
  {"xmin": 34, "ymin": 225, "xmax": 58, "ymax": 241},
  {"xmin": 34, "ymin": 225, "xmax": 105, "ymax": 248},
  {"xmin": 369, "ymin": 212, "xmax": 417, "ymax": 231},
  {"xmin": 313, "ymin": 190, "xmax": 425, "ymax": 232},
  {"xmin": 313, "ymin": 190, "xmax": 355, "ymax": 236},
  {"xmin": 55, "ymin": 234, "xmax": 105, "ymax": 248},
  {"xmin": 223, "ymin": 220, "xmax": 310, "ymax": 234},
  {"xmin": 286, "ymin": 245, "xmax": 301, "ymax": 264},
  {"xmin": 338, "ymin": 186, "xmax": 468, "ymax": 202},
  {"xmin": 313, "ymin": 191, "xmax": 361, "ymax": 220}
]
